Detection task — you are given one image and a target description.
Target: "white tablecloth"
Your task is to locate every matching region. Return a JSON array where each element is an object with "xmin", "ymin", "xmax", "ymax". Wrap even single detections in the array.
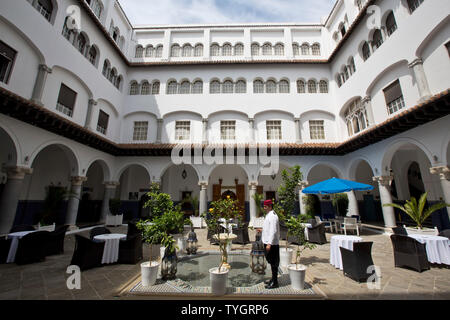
[
  {"xmin": 408, "ymin": 234, "xmax": 450, "ymax": 265},
  {"xmin": 329, "ymin": 235, "xmax": 363, "ymax": 270},
  {"xmin": 6, "ymin": 230, "xmax": 38, "ymax": 263},
  {"xmin": 94, "ymin": 233, "xmax": 127, "ymax": 264}
]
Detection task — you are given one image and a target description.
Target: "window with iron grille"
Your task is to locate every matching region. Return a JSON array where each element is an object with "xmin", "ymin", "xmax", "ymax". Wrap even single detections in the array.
[
  {"xmin": 130, "ymin": 82, "xmax": 139, "ymax": 95},
  {"xmin": 141, "ymin": 82, "xmax": 150, "ymax": 95},
  {"xmin": 251, "ymin": 44, "xmax": 260, "ymax": 56},
  {"xmin": 222, "ymin": 80, "xmax": 234, "ymax": 93},
  {"xmin": 372, "ymin": 30, "xmax": 384, "ymax": 51},
  {"xmin": 175, "ymin": 121, "xmax": 191, "ymax": 140},
  {"xmin": 262, "ymin": 44, "xmax": 272, "ymax": 55},
  {"xmin": 234, "ymin": 44, "xmax": 244, "ymax": 56},
  {"xmin": 56, "ymin": 83, "xmax": 77, "ymax": 117},
  {"xmin": 312, "ymin": 44, "xmax": 321, "ymax": 56},
  {"xmin": 155, "ymin": 45, "xmax": 163, "ymax": 57},
  {"xmin": 297, "ymin": 80, "xmax": 305, "ymax": 93},
  {"xmin": 0, "ymin": 41, "xmax": 17, "ymax": 84},
  {"xmin": 182, "ymin": 45, "xmax": 193, "ymax": 57},
  {"xmin": 210, "ymin": 80, "xmax": 221, "ymax": 94},
  {"xmin": 192, "ymin": 81, "xmax": 203, "ymax": 94},
  {"xmin": 145, "ymin": 46, "xmax": 154, "ymax": 57},
  {"xmin": 194, "ymin": 44, "xmax": 203, "ymax": 57},
  {"xmin": 274, "ymin": 44, "xmax": 284, "ymax": 56},
  {"xmin": 88, "ymin": 46, "xmax": 97, "ymax": 65},
  {"xmin": 309, "ymin": 120, "xmax": 325, "ymax": 140},
  {"xmin": 319, "ymin": 81, "xmax": 328, "ymax": 93},
  {"xmin": 266, "ymin": 80, "xmax": 277, "ymax": 93},
  {"xmin": 383, "ymin": 80, "xmax": 405, "ymax": 114},
  {"xmin": 151, "ymin": 82, "xmax": 160, "ymax": 95},
  {"xmin": 133, "ymin": 121, "xmax": 148, "ymax": 141},
  {"xmin": 279, "ymin": 80, "xmax": 290, "ymax": 93},
  {"xmin": 135, "ymin": 46, "xmax": 144, "ymax": 58},
  {"xmin": 292, "ymin": 44, "xmax": 300, "ymax": 56},
  {"xmin": 167, "ymin": 81, "xmax": 178, "ymax": 94},
  {"xmin": 97, "ymin": 110, "xmax": 109, "ymax": 135},
  {"xmin": 362, "ymin": 42, "xmax": 371, "ymax": 61},
  {"xmin": 407, "ymin": 0, "xmax": 423, "ymax": 13},
  {"xmin": 221, "ymin": 121, "xmax": 236, "ymax": 140},
  {"xmin": 266, "ymin": 121, "xmax": 282, "ymax": 140},
  {"xmin": 171, "ymin": 45, "xmax": 180, "ymax": 57},
  {"xmin": 179, "ymin": 81, "xmax": 191, "ymax": 94},
  {"xmin": 32, "ymin": 0, "xmax": 53, "ymax": 22},
  {"xmin": 222, "ymin": 44, "xmax": 232, "ymax": 56},
  {"xmin": 235, "ymin": 80, "xmax": 246, "ymax": 93},
  {"xmin": 308, "ymin": 80, "xmax": 317, "ymax": 93},
  {"xmin": 301, "ymin": 44, "xmax": 310, "ymax": 55},
  {"xmin": 210, "ymin": 44, "xmax": 220, "ymax": 56},
  {"xmin": 386, "ymin": 12, "xmax": 397, "ymax": 36}
]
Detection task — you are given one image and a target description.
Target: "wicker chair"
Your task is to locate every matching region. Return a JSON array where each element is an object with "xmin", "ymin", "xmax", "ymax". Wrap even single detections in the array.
[
  {"xmin": 45, "ymin": 225, "xmax": 69, "ymax": 256},
  {"xmin": 307, "ymin": 223, "xmax": 327, "ymax": 244},
  {"xmin": 392, "ymin": 226, "xmax": 408, "ymax": 235},
  {"xmin": 9, "ymin": 225, "xmax": 36, "ymax": 233},
  {"xmin": 390, "ymin": 234, "xmax": 430, "ymax": 272},
  {"xmin": 340, "ymin": 242, "xmax": 375, "ymax": 282},
  {"xmin": 70, "ymin": 235, "xmax": 105, "ymax": 271},
  {"xmin": 127, "ymin": 221, "xmax": 141, "ymax": 238},
  {"xmin": 89, "ymin": 227, "xmax": 111, "ymax": 240},
  {"xmin": 15, "ymin": 231, "xmax": 50, "ymax": 265},
  {"xmin": 0, "ymin": 237, "xmax": 12, "ymax": 264},
  {"xmin": 438, "ymin": 229, "xmax": 450, "ymax": 240},
  {"xmin": 118, "ymin": 234, "xmax": 143, "ymax": 264},
  {"xmin": 232, "ymin": 223, "xmax": 250, "ymax": 244}
]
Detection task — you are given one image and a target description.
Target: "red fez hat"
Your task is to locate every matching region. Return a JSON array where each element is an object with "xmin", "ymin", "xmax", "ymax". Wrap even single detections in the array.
[{"xmin": 263, "ymin": 199, "xmax": 273, "ymax": 206}]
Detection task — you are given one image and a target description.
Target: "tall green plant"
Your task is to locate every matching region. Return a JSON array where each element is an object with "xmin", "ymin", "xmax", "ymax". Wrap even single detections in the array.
[
  {"xmin": 303, "ymin": 194, "xmax": 321, "ymax": 219},
  {"xmin": 383, "ymin": 192, "xmax": 450, "ymax": 229},
  {"xmin": 277, "ymin": 165, "xmax": 303, "ymax": 219},
  {"xmin": 284, "ymin": 215, "xmax": 316, "ymax": 269},
  {"xmin": 144, "ymin": 182, "xmax": 174, "ymax": 218},
  {"xmin": 332, "ymin": 193, "xmax": 349, "ymax": 217},
  {"xmin": 252, "ymin": 192, "xmax": 264, "ymax": 218}
]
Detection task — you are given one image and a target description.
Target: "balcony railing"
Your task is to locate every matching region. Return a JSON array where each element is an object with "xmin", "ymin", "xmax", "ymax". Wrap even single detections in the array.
[{"xmin": 56, "ymin": 103, "xmax": 73, "ymax": 117}]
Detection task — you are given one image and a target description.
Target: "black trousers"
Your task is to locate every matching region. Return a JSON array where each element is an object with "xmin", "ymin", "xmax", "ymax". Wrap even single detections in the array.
[{"xmin": 264, "ymin": 244, "xmax": 280, "ymax": 283}]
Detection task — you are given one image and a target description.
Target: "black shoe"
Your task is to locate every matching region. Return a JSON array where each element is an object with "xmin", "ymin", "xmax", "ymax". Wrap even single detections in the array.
[
  {"xmin": 264, "ymin": 279, "xmax": 271, "ymax": 285},
  {"xmin": 265, "ymin": 281, "xmax": 279, "ymax": 289}
]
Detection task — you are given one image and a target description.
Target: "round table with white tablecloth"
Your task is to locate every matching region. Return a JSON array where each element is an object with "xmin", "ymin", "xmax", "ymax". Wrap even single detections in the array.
[
  {"xmin": 329, "ymin": 235, "xmax": 363, "ymax": 270},
  {"xmin": 6, "ymin": 230, "xmax": 38, "ymax": 263},
  {"xmin": 408, "ymin": 234, "xmax": 450, "ymax": 265},
  {"xmin": 93, "ymin": 233, "xmax": 127, "ymax": 264}
]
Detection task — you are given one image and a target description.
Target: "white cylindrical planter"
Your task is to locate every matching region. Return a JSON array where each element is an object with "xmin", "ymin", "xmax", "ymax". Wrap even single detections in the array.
[
  {"xmin": 141, "ymin": 261, "xmax": 160, "ymax": 287},
  {"xmin": 209, "ymin": 267, "xmax": 229, "ymax": 296},
  {"xmin": 288, "ymin": 264, "xmax": 307, "ymax": 290},
  {"xmin": 279, "ymin": 248, "xmax": 293, "ymax": 268}
]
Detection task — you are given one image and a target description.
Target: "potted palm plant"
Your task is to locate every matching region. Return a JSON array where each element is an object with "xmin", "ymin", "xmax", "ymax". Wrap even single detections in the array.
[
  {"xmin": 188, "ymin": 195, "xmax": 204, "ymax": 228},
  {"xmin": 284, "ymin": 214, "xmax": 316, "ymax": 290},
  {"xmin": 383, "ymin": 192, "xmax": 449, "ymax": 235}
]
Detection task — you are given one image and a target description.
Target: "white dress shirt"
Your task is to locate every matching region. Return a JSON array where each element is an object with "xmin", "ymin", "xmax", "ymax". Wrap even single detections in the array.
[{"xmin": 261, "ymin": 210, "xmax": 280, "ymax": 246}]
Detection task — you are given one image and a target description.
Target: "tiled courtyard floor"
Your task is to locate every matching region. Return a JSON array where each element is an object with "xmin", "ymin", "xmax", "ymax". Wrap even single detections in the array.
[{"xmin": 0, "ymin": 226, "xmax": 449, "ymax": 300}]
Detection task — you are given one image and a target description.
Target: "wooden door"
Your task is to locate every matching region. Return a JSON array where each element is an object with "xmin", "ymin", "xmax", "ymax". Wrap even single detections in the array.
[
  {"xmin": 256, "ymin": 186, "xmax": 263, "ymax": 195},
  {"xmin": 236, "ymin": 184, "xmax": 245, "ymax": 216},
  {"xmin": 213, "ymin": 184, "xmax": 221, "ymax": 202}
]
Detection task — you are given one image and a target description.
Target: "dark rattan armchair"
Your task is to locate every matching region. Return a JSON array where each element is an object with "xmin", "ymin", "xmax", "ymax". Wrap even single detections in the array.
[
  {"xmin": 9, "ymin": 225, "xmax": 36, "ymax": 233},
  {"xmin": 390, "ymin": 234, "xmax": 430, "ymax": 272},
  {"xmin": 89, "ymin": 227, "xmax": 111, "ymax": 240},
  {"xmin": 232, "ymin": 223, "xmax": 250, "ymax": 244},
  {"xmin": 127, "ymin": 221, "xmax": 141, "ymax": 238},
  {"xmin": 392, "ymin": 226, "xmax": 408, "ymax": 235},
  {"xmin": 0, "ymin": 237, "xmax": 12, "ymax": 264},
  {"xmin": 438, "ymin": 229, "xmax": 450, "ymax": 240},
  {"xmin": 70, "ymin": 235, "xmax": 105, "ymax": 271},
  {"xmin": 307, "ymin": 223, "xmax": 327, "ymax": 244},
  {"xmin": 340, "ymin": 242, "xmax": 374, "ymax": 282},
  {"xmin": 15, "ymin": 231, "xmax": 50, "ymax": 265},
  {"xmin": 118, "ymin": 234, "xmax": 143, "ymax": 264},
  {"xmin": 45, "ymin": 225, "xmax": 69, "ymax": 256}
]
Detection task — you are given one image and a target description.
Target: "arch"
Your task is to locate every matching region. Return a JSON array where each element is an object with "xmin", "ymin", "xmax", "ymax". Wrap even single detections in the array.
[
  {"xmin": 162, "ymin": 110, "xmax": 203, "ymax": 120},
  {"xmin": 29, "ymin": 141, "xmax": 80, "ymax": 176},
  {"xmin": 365, "ymin": 59, "xmax": 408, "ymax": 96},
  {"xmin": 416, "ymin": 15, "xmax": 450, "ymax": 58},
  {"xmin": 205, "ymin": 164, "xmax": 250, "ymax": 185},
  {"xmin": 208, "ymin": 109, "xmax": 249, "ymax": 119},
  {"xmin": 123, "ymin": 110, "xmax": 159, "ymax": 119},
  {"xmin": 347, "ymin": 157, "xmax": 376, "ymax": 180},
  {"xmin": 339, "ymin": 96, "xmax": 363, "ymax": 117},
  {"xmin": 0, "ymin": 125, "xmax": 20, "ymax": 167},
  {"xmin": 160, "ymin": 163, "xmax": 201, "ymax": 182},
  {"xmin": 87, "ymin": 44, "xmax": 100, "ymax": 66},
  {"xmin": 253, "ymin": 109, "xmax": 295, "ymax": 119},
  {"xmin": 84, "ymin": 158, "xmax": 112, "ymax": 182},
  {"xmin": 306, "ymin": 162, "xmax": 343, "ymax": 182},
  {"xmin": 97, "ymin": 98, "xmax": 120, "ymax": 117},
  {"xmin": 114, "ymin": 162, "xmax": 152, "ymax": 182},
  {"xmin": 300, "ymin": 109, "xmax": 336, "ymax": 119},
  {"xmin": 51, "ymin": 65, "xmax": 94, "ymax": 98}
]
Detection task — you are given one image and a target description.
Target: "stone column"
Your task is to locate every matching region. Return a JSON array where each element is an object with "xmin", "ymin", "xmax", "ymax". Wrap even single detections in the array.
[
  {"xmin": 243, "ymin": 29, "xmax": 252, "ymax": 59},
  {"xmin": 0, "ymin": 166, "xmax": 33, "ymax": 234},
  {"xmin": 100, "ymin": 181, "xmax": 120, "ymax": 223},
  {"xmin": 156, "ymin": 118, "xmax": 163, "ymax": 144},
  {"xmin": 429, "ymin": 166, "xmax": 450, "ymax": 219},
  {"xmin": 248, "ymin": 118, "xmax": 255, "ymax": 142},
  {"xmin": 203, "ymin": 29, "xmax": 211, "ymax": 59},
  {"xmin": 298, "ymin": 181, "xmax": 309, "ymax": 215},
  {"xmin": 346, "ymin": 190, "xmax": 360, "ymax": 217},
  {"xmin": 84, "ymin": 99, "xmax": 97, "ymax": 130},
  {"xmin": 248, "ymin": 181, "xmax": 258, "ymax": 227},
  {"xmin": 162, "ymin": 30, "xmax": 171, "ymax": 61},
  {"xmin": 202, "ymin": 118, "xmax": 208, "ymax": 144},
  {"xmin": 408, "ymin": 58, "xmax": 432, "ymax": 102},
  {"xmin": 31, "ymin": 64, "xmax": 52, "ymax": 106},
  {"xmin": 198, "ymin": 181, "xmax": 208, "ymax": 217},
  {"xmin": 294, "ymin": 118, "xmax": 302, "ymax": 143},
  {"xmin": 65, "ymin": 176, "xmax": 87, "ymax": 229},
  {"xmin": 373, "ymin": 176, "xmax": 396, "ymax": 227},
  {"xmin": 284, "ymin": 27, "xmax": 293, "ymax": 58},
  {"xmin": 362, "ymin": 96, "xmax": 375, "ymax": 126}
]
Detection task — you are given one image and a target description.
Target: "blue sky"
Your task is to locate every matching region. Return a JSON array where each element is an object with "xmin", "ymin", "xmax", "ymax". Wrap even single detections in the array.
[{"xmin": 119, "ymin": 0, "xmax": 337, "ymax": 26}]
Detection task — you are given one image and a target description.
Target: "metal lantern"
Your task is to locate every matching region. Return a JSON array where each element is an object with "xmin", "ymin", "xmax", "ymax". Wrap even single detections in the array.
[
  {"xmin": 186, "ymin": 226, "xmax": 198, "ymax": 255},
  {"xmin": 161, "ymin": 247, "xmax": 178, "ymax": 280},
  {"xmin": 250, "ymin": 232, "xmax": 266, "ymax": 274}
]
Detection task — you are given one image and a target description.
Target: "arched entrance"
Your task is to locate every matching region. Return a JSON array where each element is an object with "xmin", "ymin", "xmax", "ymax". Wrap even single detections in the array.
[{"xmin": 352, "ymin": 159, "xmax": 381, "ymax": 223}]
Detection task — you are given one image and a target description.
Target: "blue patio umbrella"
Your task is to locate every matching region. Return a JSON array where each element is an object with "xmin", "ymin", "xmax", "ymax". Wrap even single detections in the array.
[{"xmin": 302, "ymin": 177, "xmax": 374, "ymax": 195}]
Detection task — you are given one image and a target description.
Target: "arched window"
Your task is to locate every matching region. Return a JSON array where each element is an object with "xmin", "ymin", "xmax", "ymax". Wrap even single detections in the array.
[
  {"xmin": 77, "ymin": 34, "xmax": 87, "ymax": 54},
  {"xmin": 274, "ymin": 44, "xmax": 284, "ymax": 56},
  {"xmin": 319, "ymin": 80, "xmax": 328, "ymax": 93},
  {"xmin": 167, "ymin": 81, "xmax": 178, "ymax": 94},
  {"xmin": 130, "ymin": 81, "xmax": 139, "ymax": 95},
  {"xmin": 308, "ymin": 80, "xmax": 317, "ymax": 93},
  {"xmin": 210, "ymin": 44, "xmax": 220, "ymax": 56},
  {"xmin": 155, "ymin": 45, "xmax": 163, "ymax": 57},
  {"xmin": 407, "ymin": 0, "xmax": 423, "ymax": 13},
  {"xmin": 222, "ymin": 43, "xmax": 232, "ymax": 56},
  {"xmin": 292, "ymin": 43, "xmax": 300, "ymax": 56},
  {"xmin": 253, "ymin": 80, "xmax": 264, "ymax": 93},
  {"xmin": 362, "ymin": 42, "xmax": 371, "ymax": 61},
  {"xmin": 372, "ymin": 29, "xmax": 384, "ymax": 51},
  {"xmin": 279, "ymin": 80, "xmax": 290, "ymax": 93},
  {"xmin": 343, "ymin": 66, "xmax": 349, "ymax": 81},
  {"xmin": 33, "ymin": 0, "xmax": 53, "ymax": 21},
  {"xmin": 349, "ymin": 57, "xmax": 356, "ymax": 74},
  {"xmin": 109, "ymin": 68, "xmax": 117, "ymax": 83},
  {"xmin": 222, "ymin": 80, "xmax": 234, "ymax": 93},
  {"xmin": 135, "ymin": 45, "xmax": 144, "ymax": 58},
  {"xmin": 141, "ymin": 81, "xmax": 150, "ymax": 95},
  {"xmin": 171, "ymin": 44, "xmax": 181, "ymax": 57},
  {"xmin": 266, "ymin": 80, "xmax": 277, "ymax": 93},
  {"xmin": 262, "ymin": 43, "xmax": 272, "ymax": 56},
  {"xmin": 194, "ymin": 44, "xmax": 203, "ymax": 57},
  {"xmin": 312, "ymin": 44, "xmax": 321, "ymax": 56},
  {"xmin": 182, "ymin": 44, "xmax": 193, "ymax": 57},
  {"xmin": 297, "ymin": 80, "xmax": 305, "ymax": 93},
  {"xmin": 115, "ymin": 76, "xmax": 122, "ymax": 90},
  {"xmin": 336, "ymin": 75, "xmax": 342, "ymax": 88},
  {"xmin": 251, "ymin": 43, "xmax": 260, "ymax": 56},
  {"xmin": 235, "ymin": 80, "xmax": 246, "ymax": 93},
  {"xmin": 88, "ymin": 46, "xmax": 97, "ymax": 65},
  {"xmin": 91, "ymin": 0, "xmax": 103, "ymax": 18},
  {"xmin": 344, "ymin": 99, "xmax": 369, "ymax": 136},
  {"xmin": 234, "ymin": 43, "xmax": 244, "ymax": 56},
  {"xmin": 102, "ymin": 60, "xmax": 110, "ymax": 77},
  {"xmin": 179, "ymin": 81, "xmax": 191, "ymax": 94},
  {"xmin": 62, "ymin": 17, "xmax": 75, "ymax": 41},
  {"xmin": 151, "ymin": 81, "xmax": 160, "ymax": 95},
  {"xmin": 192, "ymin": 80, "xmax": 203, "ymax": 94},
  {"xmin": 145, "ymin": 45, "xmax": 154, "ymax": 57},
  {"xmin": 386, "ymin": 12, "xmax": 397, "ymax": 36},
  {"xmin": 301, "ymin": 43, "xmax": 310, "ymax": 55},
  {"xmin": 210, "ymin": 80, "xmax": 221, "ymax": 94}
]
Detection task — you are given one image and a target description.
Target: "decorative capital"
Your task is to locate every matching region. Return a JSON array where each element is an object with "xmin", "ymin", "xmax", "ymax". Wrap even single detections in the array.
[
  {"xmin": 198, "ymin": 181, "xmax": 208, "ymax": 189},
  {"xmin": 70, "ymin": 176, "xmax": 88, "ymax": 186},
  {"xmin": 88, "ymin": 99, "xmax": 98, "ymax": 106},
  {"xmin": 362, "ymin": 96, "xmax": 372, "ymax": 104},
  {"xmin": 294, "ymin": 117, "xmax": 301, "ymax": 122},
  {"xmin": 248, "ymin": 181, "xmax": 258, "ymax": 188},
  {"xmin": 202, "ymin": 118, "xmax": 209, "ymax": 124},
  {"xmin": 2, "ymin": 166, "xmax": 33, "ymax": 180},
  {"xmin": 39, "ymin": 64, "xmax": 52, "ymax": 74},
  {"xmin": 430, "ymin": 166, "xmax": 450, "ymax": 180},
  {"xmin": 103, "ymin": 181, "xmax": 120, "ymax": 188},
  {"xmin": 298, "ymin": 180, "xmax": 309, "ymax": 188},
  {"xmin": 408, "ymin": 58, "xmax": 424, "ymax": 69},
  {"xmin": 373, "ymin": 175, "xmax": 394, "ymax": 186},
  {"xmin": 157, "ymin": 118, "xmax": 163, "ymax": 124}
]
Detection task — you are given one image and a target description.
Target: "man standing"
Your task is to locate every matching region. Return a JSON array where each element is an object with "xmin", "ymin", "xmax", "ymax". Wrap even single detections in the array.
[{"xmin": 261, "ymin": 199, "xmax": 280, "ymax": 289}]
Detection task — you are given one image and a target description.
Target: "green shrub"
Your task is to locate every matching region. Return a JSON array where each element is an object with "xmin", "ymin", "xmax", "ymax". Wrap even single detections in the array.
[{"xmin": 332, "ymin": 193, "xmax": 349, "ymax": 217}]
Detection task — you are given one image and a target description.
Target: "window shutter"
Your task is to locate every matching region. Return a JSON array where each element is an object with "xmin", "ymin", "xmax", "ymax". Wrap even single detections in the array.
[
  {"xmin": 383, "ymin": 80, "xmax": 403, "ymax": 104},
  {"xmin": 57, "ymin": 84, "xmax": 77, "ymax": 110}
]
